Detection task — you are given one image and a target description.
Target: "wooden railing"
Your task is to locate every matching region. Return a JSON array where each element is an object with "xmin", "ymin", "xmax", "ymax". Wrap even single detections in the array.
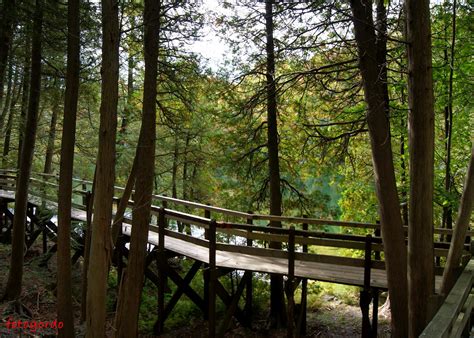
[
  {"xmin": 420, "ymin": 259, "xmax": 474, "ymax": 338},
  {"xmin": 0, "ymin": 168, "xmax": 472, "ymax": 260}
]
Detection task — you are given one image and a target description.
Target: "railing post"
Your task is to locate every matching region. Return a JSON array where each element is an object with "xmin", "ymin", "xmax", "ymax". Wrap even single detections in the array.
[
  {"xmin": 156, "ymin": 207, "xmax": 166, "ymax": 334},
  {"xmin": 162, "ymin": 198, "xmax": 168, "ymax": 229},
  {"xmin": 203, "ymin": 206, "xmax": 211, "ymax": 320},
  {"xmin": 114, "ymin": 197, "xmax": 123, "ymax": 286},
  {"xmin": 287, "ymin": 226, "xmax": 295, "ymax": 338},
  {"xmin": 245, "ymin": 211, "xmax": 253, "ymax": 328},
  {"xmin": 80, "ymin": 190, "xmax": 93, "ymax": 323},
  {"xmin": 208, "ymin": 219, "xmax": 217, "ymax": 338},
  {"xmin": 374, "ymin": 220, "xmax": 381, "ymax": 261},
  {"xmin": 361, "ymin": 234, "xmax": 373, "ymax": 338},
  {"xmin": 81, "ymin": 182, "xmax": 87, "ymax": 206},
  {"xmin": 296, "ymin": 215, "xmax": 308, "ymax": 337}
]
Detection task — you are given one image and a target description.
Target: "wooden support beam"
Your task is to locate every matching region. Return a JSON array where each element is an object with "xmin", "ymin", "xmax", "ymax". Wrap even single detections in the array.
[
  {"xmin": 296, "ymin": 218, "xmax": 308, "ymax": 337},
  {"xmin": 287, "ymin": 226, "xmax": 296, "ymax": 338},
  {"xmin": 372, "ymin": 288, "xmax": 379, "ymax": 336},
  {"xmin": 157, "ymin": 207, "xmax": 166, "ymax": 335},
  {"xmin": 360, "ymin": 234, "xmax": 373, "ymax": 338},
  {"xmin": 245, "ymin": 212, "xmax": 253, "ymax": 328},
  {"xmin": 71, "ymin": 249, "xmax": 82, "ymax": 264},
  {"xmin": 374, "ymin": 221, "xmax": 381, "ymax": 261},
  {"xmin": 214, "ymin": 278, "xmax": 247, "ymax": 324},
  {"xmin": 203, "ymin": 207, "xmax": 211, "ymax": 320},
  {"xmin": 25, "ymin": 229, "xmax": 42, "ymax": 249},
  {"xmin": 218, "ymin": 271, "xmax": 251, "ymax": 336},
  {"xmin": 208, "ymin": 219, "xmax": 217, "ymax": 338},
  {"xmin": 116, "ymin": 234, "xmax": 125, "ymax": 287},
  {"xmin": 165, "ymin": 260, "xmax": 206, "ymax": 312},
  {"xmin": 159, "ymin": 261, "xmax": 202, "ymax": 323}
]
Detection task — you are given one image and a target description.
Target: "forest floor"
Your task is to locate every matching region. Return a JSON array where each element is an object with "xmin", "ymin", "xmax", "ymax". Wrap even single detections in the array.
[{"xmin": 0, "ymin": 243, "xmax": 391, "ymax": 337}]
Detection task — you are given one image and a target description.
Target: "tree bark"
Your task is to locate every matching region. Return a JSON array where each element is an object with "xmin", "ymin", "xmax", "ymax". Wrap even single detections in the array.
[
  {"xmin": 172, "ymin": 133, "xmax": 179, "ymax": 200},
  {"xmin": 442, "ymin": 0, "xmax": 456, "ymax": 232},
  {"xmin": 114, "ymin": 0, "xmax": 159, "ymax": 335},
  {"xmin": 2, "ymin": 69, "xmax": 20, "ymax": 166},
  {"xmin": 350, "ymin": 1, "xmax": 408, "ymax": 337},
  {"xmin": 406, "ymin": 0, "xmax": 436, "ymax": 335},
  {"xmin": 56, "ymin": 0, "xmax": 80, "ymax": 335},
  {"xmin": 43, "ymin": 98, "xmax": 59, "ymax": 174},
  {"xmin": 265, "ymin": 1, "xmax": 286, "ymax": 328},
  {"xmin": 0, "ymin": 59, "xmax": 14, "ymax": 130},
  {"xmin": 85, "ymin": 0, "xmax": 119, "ymax": 335},
  {"xmin": 17, "ymin": 30, "xmax": 31, "ymax": 169},
  {"xmin": 0, "ymin": 0, "xmax": 16, "ymax": 103},
  {"xmin": 2, "ymin": 0, "xmax": 43, "ymax": 301},
  {"xmin": 441, "ymin": 146, "xmax": 474, "ymax": 295}
]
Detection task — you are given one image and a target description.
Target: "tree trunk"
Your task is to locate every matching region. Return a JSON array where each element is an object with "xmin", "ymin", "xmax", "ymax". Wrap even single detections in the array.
[
  {"xmin": 2, "ymin": 0, "xmax": 43, "ymax": 301},
  {"xmin": 172, "ymin": 133, "xmax": 179, "ymax": 199},
  {"xmin": 85, "ymin": 0, "xmax": 119, "ymax": 335},
  {"xmin": 406, "ymin": 0, "xmax": 436, "ymax": 335},
  {"xmin": 350, "ymin": 1, "xmax": 408, "ymax": 337},
  {"xmin": 0, "ymin": 59, "xmax": 14, "ymax": 130},
  {"xmin": 2, "ymin": 63, "xmax": 21, "ymax": 168},
  {"xmin": 0, "ymin": 0, "xmax": 16, "ymax": 103},
  {"xmin": 442, "ymin": 0, "xmax": 456, "ymax": 232},
  {"xmin": 171, "ymin": 133, "xmax": 184, "ymax": 232},
  {"xmin": 265, "ymin": 1, "xmax": 286, "ymax": 328},
  {"xmin": 2, "ymin": 70, "xmax": 20, "ymax": 166},
  {"xmin": 17, "ymin": 31, "xmax": 31, "ymax": 168},
  {"xmin": 400, "ymin": 86, "xmax": 408, "ymax": 226},
  {"xmin": 121, "ymin": 47, "xmax": 134, "ymax": 135},
  {"xmin": 182, "ymin": 132, "xmax": 190, "ymax": 202},
  {"xmin": 43, "ymin": 98, "xmax": 59, "ymax": 174},
  {"xmin": 80, "ymin": 168, "xmax": 96, "ymax": 323},
  {"xmin": 441, "ymin": 146, "xmax": 474, "ymax": 295},
  {"xmin": 114, "ymin": 0, "xmax": 159, "ymax": 335},
  {"xmin": 111, "ymin": 153, "xmax": 137, "ymax": 246},
  {"xmin": 56, "ymin": 0, "xmax": 80, "ymax": 335}
]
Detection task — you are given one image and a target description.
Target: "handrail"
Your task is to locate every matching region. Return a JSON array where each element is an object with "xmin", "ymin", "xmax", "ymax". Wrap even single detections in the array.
[{"xmin": 420, "ymin": 259, "xmax": 474, "ymax": 338}]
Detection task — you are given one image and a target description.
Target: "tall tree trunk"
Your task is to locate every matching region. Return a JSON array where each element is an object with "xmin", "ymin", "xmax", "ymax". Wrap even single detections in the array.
[
  {"xmin": 0, "ymin": 0, "xmax": 16, "ymax": 103},
  {"xmin": 182, "ymin": 132, "xmax": 190, "ymax": 201},
  {"xmin": 121, "ymin": 47, "xmax": 134, "ymax": 135},
  {"xmin": 43, "ymin": 98, "xmax": 59, "ymax": 174},
  {"xmin": 171, "ymin": 133, "xmax": 184, "ymax": 232},
  {"xmin": 350, "ymin": 1, "xmax": 408, "ymax": 337},
  {"xmin": 406, "ymin": 0, "xmax": 436, "ymax": 335},
  {"xmin": 56, "ymin": 0, "xmax": 80, "ymax": 335},
  {"xmin": 0, "ymin": 59, "xmax": 14, "ymax": 130},
  {"xmin": 114, "ymin": 0, "xmax": 159, "ymax": 335},
  {"xmin": 441, "ymin": 146, "xmax": 474, "ymax": 294},
  {"xmin": 80, "ymin": 168, "xmax": 96, "ymax": 323},
  {"xmin": 400, "ymin": 115, "xmax": 408, "ymax": 226},
  {"xmin": 2, "ymin": 68, "xmax": 20, "ymax": 166},
  {"xmin": 190, "ymin": 163, "xmax": 197, "ymax": 201},
  {"xmin": 265, "ymin": 1, "xmax": 286, "ymax": 328},
  {"xmin": 2, "ymin": 0, "xmax": 43, "ymax": 301},
  {"xmin": 85, "ymin": 0, "xmax": 119, "ymax": 335},
  {"xmin": 17, "ymin": 31, "xmax": 31, "ymax": 169},
  {"xmin": 442, "ymin": 0, "xmax": 456, "ymax": 232},
  {"xmin": 399, "ymin": 71, "xmax": 409, "ymax": 226},
  {"xmin": 117, "ymin": 41, "xmax": 134, "ymax": 162},
  {"xmin": 172, "ymin": 133, "xmax": 178, "ymax": 199},
  {"xmin": 182, "ymin": 133, "xmax": 191, "ymax": 234}
]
